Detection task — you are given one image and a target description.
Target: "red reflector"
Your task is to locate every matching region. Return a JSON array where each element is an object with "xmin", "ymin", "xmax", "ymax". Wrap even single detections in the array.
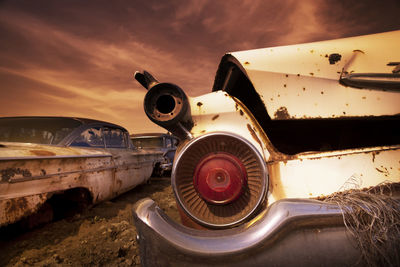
[{"xmin": 193, "ymin": 152, "xmax": 247, "ymax": 204}]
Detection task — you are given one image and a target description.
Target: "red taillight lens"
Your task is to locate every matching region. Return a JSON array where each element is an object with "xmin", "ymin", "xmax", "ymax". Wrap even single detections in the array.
[{"xmin": 194, "ymin": 153, "xmax": 247, "ymax": 204}]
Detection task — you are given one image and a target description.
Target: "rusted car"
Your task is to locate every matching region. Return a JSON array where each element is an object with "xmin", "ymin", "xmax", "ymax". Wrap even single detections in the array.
[
  {"xmin": 0, "ymin": 116, "xmax": 163, "ymax": 227},
  {"xmin": 131, "ymin": 133, "xmax": 178, "ymax": 176},
  {"xmin": 132, "ymin": 30, "xmax": 400, "ymax": 266}
]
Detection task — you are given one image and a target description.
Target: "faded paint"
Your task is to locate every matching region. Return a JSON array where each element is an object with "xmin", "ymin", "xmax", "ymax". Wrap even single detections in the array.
[
  {"xmin": 229, "ymin": 30, "xmax": 400, "ymax": 119},
  {"xmin": 0, "ymin": 143, "xmax": 163, "ymax": 227}
]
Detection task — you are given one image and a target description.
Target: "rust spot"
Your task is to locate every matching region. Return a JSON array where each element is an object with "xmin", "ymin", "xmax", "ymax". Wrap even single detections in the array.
[
  {"xmin": 30, "ymin": 150, "xmax": 56, "ymax": 156},
  {"xmin": 201, "ymin": 130, "xmax": 206, "ymax": 134},
  {"xmin": 1, "ymin": 168, "xmax": 32, "ymax": 182},
  {"xmin": 244, "ymin": 61, "xmax": 250, "ymax": 65},
  {"xmin": 197, "ymin": 102, "xmax": 203, "ymax": 107},
  {"xmin": 274, "ymin": 106, "xmax": 291, "ymax": 120},
  {"xmin": 41, "ymin": 169, "xmax": 46, "ymax": 176},
  {"xmin": 309, "ymin": 72, "xmax": 314, "ymax": 76},
  {"xmin": 285, "ymin": 74, "xmax": 288, "ymax": 78},
  {"xmin": 211, "ymin": 115, "xmax": 219, "ymax": 121},
  {"xmin": 283, "ymin": 84, "xmax": 287, "ymax": 88},
  {"xmin": 270, "ymin": 98, "xmax": 273, "ymax": 101},
  {"xmin": 321, "ymin": 91, "xmax": 324, "ymax": 94},
  {"xmin": 297, "ymin": 74, "xmax": 300, "ymax": 77},
  {"xmin": 5, "ymin": 197, "xmax": 28, "ymax": 214},
  {"xmin": 303, "ymin": 87, "xmax": 306, "ymax": 91},
  {"xmin": 325, "ymin": 54, "xmax": 328, "ymax": 57},
  {"xmin": 277, "ymin": 94, "xmax": 280, "ymax": 97},
  {"xmin": 328, "ymin": 53, "xmax": 342, "ymax": 64},
  {"xmin": 362, "ymin": 96, "xmax": 366, "ymax": 100},
  {"xmin": 343, "ymin": 111, "xmax": 346, "ymax": 115},
  {"xmin": 310, "ymin": 50, "xmax": 314, "ymax": 53},
  {"xmin": 239, "ymin": 110, "xmax": 244, "ymax": 116}
]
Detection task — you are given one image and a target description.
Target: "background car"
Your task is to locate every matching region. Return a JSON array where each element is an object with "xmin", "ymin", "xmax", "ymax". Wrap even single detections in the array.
[
  {"xmin": 131, "ymin": 133, "xmax": 178, "ymax": 176},
  {"xmin": 0, "ymin": 116, "xmax": 163, "ymax": 228},
  {"xmin": 133, "ymin": 31, "xmax": 400, "ymax": 266}
]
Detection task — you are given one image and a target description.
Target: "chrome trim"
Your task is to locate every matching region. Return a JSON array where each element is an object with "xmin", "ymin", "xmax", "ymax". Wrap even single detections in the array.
[
  {"xmin": 171, "ymin": 131, "xmax": 267, "ymax": 228},
  {"xmin": 133, "ymin": 198, "xmax": 362, "ymax": 266}
]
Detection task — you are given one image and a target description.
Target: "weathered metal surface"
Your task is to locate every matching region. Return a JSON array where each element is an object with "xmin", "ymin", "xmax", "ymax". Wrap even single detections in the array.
[
  {"xmin": 228, "ymin": 30, "xmax": 400, "ymax": 119},
  {"xmin": 134, "ymin": 31, "xmax": 400, "ymax": 266},
  {"xmin": 188, "ymin": 91, "xmax": 269, "ymax": 161},
  {"xmin": 267, "ymin": 146, "xmax": 400, "ymax": 203},
  {"xmin": 0, "ymin": 142, "xmax": 162, "ymax": 227}
]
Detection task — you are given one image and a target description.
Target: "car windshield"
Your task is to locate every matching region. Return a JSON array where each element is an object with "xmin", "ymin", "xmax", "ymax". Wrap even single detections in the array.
[
  {"xmin": 0, "ymin": 117, "xmax": 82, "ymax": 145},
  {"xmin": 132, "ymin": 137, "xmax": 163, "ymax": 148}
]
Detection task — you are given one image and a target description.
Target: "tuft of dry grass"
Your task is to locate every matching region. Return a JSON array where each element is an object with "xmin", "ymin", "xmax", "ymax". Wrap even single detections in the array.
[{"xmin": 324, "ymin": 182, "xmax": 400, "ymax": 267}]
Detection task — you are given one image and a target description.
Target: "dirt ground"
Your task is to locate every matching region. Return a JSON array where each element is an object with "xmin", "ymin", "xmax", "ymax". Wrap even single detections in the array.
[{"xmin": 0, "ymin": 176, "xmax": 179, "ymax": 266}]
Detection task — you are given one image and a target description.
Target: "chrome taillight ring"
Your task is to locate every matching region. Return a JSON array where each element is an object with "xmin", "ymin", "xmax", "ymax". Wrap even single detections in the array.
[{"xmin": 172, "ymin": 132, "xmax": 268, "ymax": 228}]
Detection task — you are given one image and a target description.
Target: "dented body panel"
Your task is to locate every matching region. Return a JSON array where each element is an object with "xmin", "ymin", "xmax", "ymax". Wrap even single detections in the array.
[{"xmin": 0, "ymin": 118, "xmax": 163, "ymax": 227}]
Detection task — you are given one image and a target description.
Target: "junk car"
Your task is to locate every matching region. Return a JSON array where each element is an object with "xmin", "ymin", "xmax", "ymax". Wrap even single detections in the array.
[
  {"xmin": 133, "ymin": 31, "xmax": 400, "ymax": 266},
  {"xmin": 0, "ymin": 116, "xmax": 163, "ymax": 227},
  {"xmin": 131, "ymin": 133, "xmax": 178, "ymax": 176}
]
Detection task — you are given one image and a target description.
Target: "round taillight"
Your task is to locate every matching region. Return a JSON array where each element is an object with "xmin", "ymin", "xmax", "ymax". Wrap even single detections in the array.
[
  {"xmin": 194, "ymin": 153, "xmax": 247, "ymax": 204},
  {"xmin": 172, "ymin": 132, "xmax": 267, "ymax": 228}
]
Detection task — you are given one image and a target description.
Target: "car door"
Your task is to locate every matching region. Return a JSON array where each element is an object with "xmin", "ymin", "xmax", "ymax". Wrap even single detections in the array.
[{"xmin": 103, "ymin": 127, "xmax": 153, "ymax": 196}]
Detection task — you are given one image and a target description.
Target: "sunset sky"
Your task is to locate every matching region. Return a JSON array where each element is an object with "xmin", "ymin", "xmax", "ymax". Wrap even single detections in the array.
[{"xmin": 0, "ymin": 0, "xmax": 399, "ymax": 134}]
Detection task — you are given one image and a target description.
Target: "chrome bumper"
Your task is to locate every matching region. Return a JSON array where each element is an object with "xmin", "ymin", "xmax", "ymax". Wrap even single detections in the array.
[{"xmin": 132, "ymin": 198, "xmax": 364, "ymax": 267}]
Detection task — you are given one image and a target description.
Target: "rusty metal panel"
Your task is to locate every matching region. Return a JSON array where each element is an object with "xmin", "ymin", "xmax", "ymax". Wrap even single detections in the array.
[
  {"xmin": 229, "ymin": 30, "xmax": 400, "ymax": 119},
  {"xmin": 0, "ymin": 193, "xmax": 49, "ymax": 226},
  {"xmin": 0, "ymin": 142, "xmax": 162, "ymax": 226}
]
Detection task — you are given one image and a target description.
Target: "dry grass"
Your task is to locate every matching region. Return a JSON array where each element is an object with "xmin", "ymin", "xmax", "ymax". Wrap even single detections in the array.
[{"xmin": 324, "ymin": 181, "xmax": 400, "ymax": 267}]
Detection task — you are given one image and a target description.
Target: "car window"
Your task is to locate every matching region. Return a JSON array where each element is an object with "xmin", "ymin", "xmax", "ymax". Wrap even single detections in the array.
[
  {"xmin": 104, "ymin": 128, "xmax": 127, "ymax": 148},
  {"xmin": 70, "ymin": 127, "xmax": 104, "ymax": 148},
  {"xmin": 132, "ymin": 137, "xmax": 163, "ymax": 148},
  {"xmin": 0, "ymin": 117, "xmax": 81, "ymax": 145}
]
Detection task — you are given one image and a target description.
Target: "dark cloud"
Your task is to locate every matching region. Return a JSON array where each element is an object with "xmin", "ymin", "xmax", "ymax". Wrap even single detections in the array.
[{"xmin": 0, "ymin": 0, "xmax": 399, "ymax": 133}]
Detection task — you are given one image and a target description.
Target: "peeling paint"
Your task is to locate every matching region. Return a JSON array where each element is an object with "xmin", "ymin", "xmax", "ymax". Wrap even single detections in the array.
[{"xmin": 1, "ymin": 168, "xmax": 32, "ymax": 182}]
